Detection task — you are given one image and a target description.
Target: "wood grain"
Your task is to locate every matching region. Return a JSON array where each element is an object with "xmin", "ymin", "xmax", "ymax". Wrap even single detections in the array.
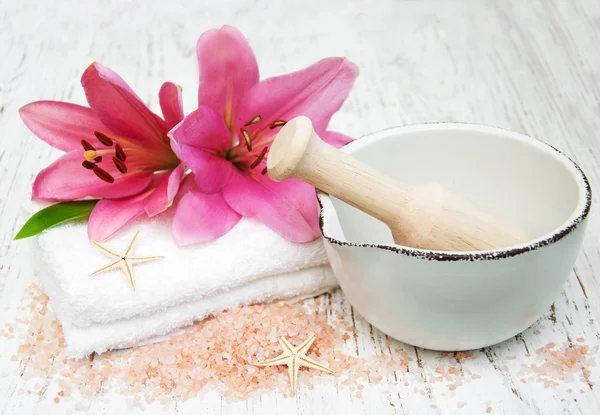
[{"xmin": 1, "ymin": 0, "xmax": 599, "ymax": 414}]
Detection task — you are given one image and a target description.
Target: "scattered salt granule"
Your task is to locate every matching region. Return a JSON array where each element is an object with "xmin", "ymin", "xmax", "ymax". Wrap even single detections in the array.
[
  {"xmin": 517, "ymin": 341, "xmax": 597, "ymax": 389},
  {"xmin": 3, "ymin": 284, "xmax": 597, "ymax": 410},
  {"xmin": 5, "ymin": 284, "xmax": 416, "ymax": 405}
]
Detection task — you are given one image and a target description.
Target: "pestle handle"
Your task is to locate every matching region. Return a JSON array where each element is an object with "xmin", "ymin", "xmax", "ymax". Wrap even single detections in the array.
[{"xmin": 266, "ymin": 116, "xmax": 528, "ymax": 252}]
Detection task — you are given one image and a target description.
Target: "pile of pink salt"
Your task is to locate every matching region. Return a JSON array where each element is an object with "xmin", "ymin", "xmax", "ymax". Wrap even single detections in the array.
[
  {"xmin": 1, "ymin": 284, "xmax": 597, "ymax": 410},
  {"xmin": 517, "ymin": 340, "xmax": 597, "ymax": 390},
  {"xmin": 3, "ymin": 284, "xmax": 413, "ymax": 406}
]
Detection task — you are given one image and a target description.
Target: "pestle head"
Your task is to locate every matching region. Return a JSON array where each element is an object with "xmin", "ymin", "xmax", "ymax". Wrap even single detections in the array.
[
  {"xmin": 265, "ymin": 116, "xmax": 528, "ymax": 252},
  {"xmin": 266, "ymin": 116, "xmax": 314, "ymax": 182}
]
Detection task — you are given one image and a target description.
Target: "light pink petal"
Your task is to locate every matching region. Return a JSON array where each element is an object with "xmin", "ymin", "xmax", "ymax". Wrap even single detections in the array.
[
  {"xmin": 81, "ymin": 62, "xmax": 169, "ymax": 148},
  {"xmin": 176, "ymin": 146, "xmax": 233, "ymax": 193},
  {"xmin": 222, "ymin": 169, "xmax": 320, "ymax": 243},
  {"xmin": 19, "ymin": 101, "xmax": 109, "ymax": 152},
  {"xmin": 320, "ymin": 130, "xmax": 354, "ymax": 148},
  {"xmin": 168, "ymin": 106, "xmax": 234, "ymax": 193},
  {"xmin": 235, "ymin": 57, "xmax": 359, "ymax": 138},
  {"xmin": 172, "ymin": 190, "xmax": 241, "ymax": 246},
  {"xmin": 143, "ymin": 164, "xmax": 184, "ymax": 217},
  {"xmin": 32, "ymin": 150, "xmax": 153, "ymax": 201},
  {"xmin": 168, "ymin": 106, "xmax": 231, "ymax": 151},
  {"xmin": 159, "ymin": 82, "xmax": 184, "ymax": 130},
  {"xmin": 197, "ymin": 25, "xmax": 259, "ymax": 127},
  {"xmin": 88, "ymin": 194, "xmax": 148, "ymax": 242},
  {"xmin": 177, "ymin": 171, "xmax": 196, "ymax": 195}
]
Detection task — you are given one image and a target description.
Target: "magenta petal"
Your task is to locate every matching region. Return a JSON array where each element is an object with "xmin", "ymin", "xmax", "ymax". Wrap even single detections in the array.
[
  {"xmin": 81, "ymin": 62, "xmax": 168, "ymax": 147},
  {"xmin": 235, "ymin": 57, "xmax": 359, "ymax": 134},
  {"xmin": 177, "ymin": 146, "xmax": 233, "ymax": 193},
  {"xmin": 320, "ymin": 130, "xmax": 354, "ymax": 148},
  {"xmin": 159, "ymin": 82, "xmax": 184, "ymax": 130},
  {"xmin": 222, "ymin": 170, "xmax": 321, "ymax": 243},
  {"xmin": 197, "ymin": 25, "xmax": 259, "ymax": 126},
  {"xmin": 19, "ymin": 101, "xmax": 110, "ymax": 152},
  {"xmin": 144, "ymin": 164, "xmax": 184, "ymax": 217},
  {"xmin": 168, "ymin": 106, "xmax": 231, "ymax": 151},
  {"xmin": 88, "ymin": 195, "xmax": 147, "ymax": 242},
  {"xmin": 32, "ymin": 150, "xmax": 153, "ymax": 201},
  {"xmin": 172, "ymin": 190, "xmax": 241, "ymax": 246}
]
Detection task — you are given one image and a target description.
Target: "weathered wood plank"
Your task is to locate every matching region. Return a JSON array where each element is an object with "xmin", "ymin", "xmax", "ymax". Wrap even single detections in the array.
[{"xmin": 1, "ymin": 0, "xmax": 599, "ymax": 414}]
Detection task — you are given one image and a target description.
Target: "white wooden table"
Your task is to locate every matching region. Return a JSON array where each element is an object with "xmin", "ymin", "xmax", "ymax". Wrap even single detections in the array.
[{"xmin": 1, "ymin": 0, "xmax": 599, "ymax": 413}]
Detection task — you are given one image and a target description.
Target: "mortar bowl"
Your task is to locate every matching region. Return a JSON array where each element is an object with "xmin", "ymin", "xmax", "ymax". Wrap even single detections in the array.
[{"xmin": 317, "ymin": 122, "xmax": 591, "ymax": 351}]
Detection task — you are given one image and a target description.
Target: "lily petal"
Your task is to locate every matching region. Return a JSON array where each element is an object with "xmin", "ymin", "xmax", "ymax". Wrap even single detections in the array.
[
  {"xmin": 168, "ymin": 106, "xmax": 234, "ymax": 193},
  {"xmin": 222, "ymin": 169, "xmax": 321, "ymax": 243},
  {"xmin": 172, "ymin": 190, "xmax": 241, "ymax": 246},
  {"xmin": 197, "ymin": 25, "xmax": 259, "ymax": 127},
  {"xmin": 19, "ymin": 101, "xmax": 110, "ymax": 152},
  {"xmin": 159, "ymin": 82, "xmax": 184, "ymax": 130},
  {"xmin": 144, "ymin": 164, "xmax": 184, "ymax": 217},
  {"xmin": 81, "ymin": 62, "xmax": 168, "ymax": 148},
  {"xmin": 320, "ymin": 130, "xmax": 354, "ymax": 148},
  {"xmin": 168, "ymin": 106, "xmax": 231, "ymax": 151},
  {"xmin": 235, "ymin": 57, "xmax": 358, "ymax": 137},
  {"xmin": 32, "ymin": 150, "xmax": 153, "ymax": 201},
  {"xmin": 176, "ymin": 146, "xmax": 233, "ymax": 193},
  {"xmin": 88, "ymin": 193, "xmax": 149, "ymax": 242}
]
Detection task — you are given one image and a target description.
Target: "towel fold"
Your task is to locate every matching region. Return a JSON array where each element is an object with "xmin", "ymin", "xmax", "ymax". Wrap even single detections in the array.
[{"xmin": 29, "ymin": 208, "xmax": 338, "ymax": 357}]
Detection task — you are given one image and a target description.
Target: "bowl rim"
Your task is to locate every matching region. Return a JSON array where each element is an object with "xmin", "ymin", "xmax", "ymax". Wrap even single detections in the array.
[{"xmin": 316, "ymin": 121, "xmax": 592, "ymax": 262}]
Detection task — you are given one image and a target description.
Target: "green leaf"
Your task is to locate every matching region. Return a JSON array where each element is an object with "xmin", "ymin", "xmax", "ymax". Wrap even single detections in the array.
[{"xmin": 14, "ymin": 200, "xmax": 99, "ymax": 240}]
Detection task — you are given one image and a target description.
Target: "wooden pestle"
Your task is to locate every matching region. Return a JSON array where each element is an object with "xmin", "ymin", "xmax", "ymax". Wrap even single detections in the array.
[{"xmin": 266, "ymin": 116, "xmax": 528, "ymax": 252}]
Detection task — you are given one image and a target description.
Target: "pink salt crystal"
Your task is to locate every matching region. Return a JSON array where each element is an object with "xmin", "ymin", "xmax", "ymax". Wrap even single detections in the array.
[
  {"xmin": 534, "ymin": 330, "xmax": 541, "ymax": 335},
  {"xmin": 486, "ymin": 408, "xmax": 492, "ymax": 413}
]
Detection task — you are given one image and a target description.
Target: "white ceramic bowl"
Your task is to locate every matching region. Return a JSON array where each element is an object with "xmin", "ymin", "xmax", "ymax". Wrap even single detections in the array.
[{"xmin": 317, "ymin": 123, "xmax": 591, "ymax": 351}]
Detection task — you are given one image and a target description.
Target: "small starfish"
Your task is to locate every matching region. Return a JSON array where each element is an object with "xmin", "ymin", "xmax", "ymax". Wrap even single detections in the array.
[
  {"xmin": 253, "ymin": 334, "xmax": 334, "ymax": 394},
  {"xmin": 89, "ymin": 230, "xmax": 163, "ymax": 291}
]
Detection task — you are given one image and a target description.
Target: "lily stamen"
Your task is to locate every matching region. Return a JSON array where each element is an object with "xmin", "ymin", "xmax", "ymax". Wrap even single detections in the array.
[
  {"xmin": 269, "ymin": 120, "xmax": 286, "ymax": 129},
  {"xmin": 244, "ymin": 115, "xmax": 261, "ymax": 126},
  {"xmin": 92, "ymin": 166, "xmax": 115, "ymax": 183},
  {"xmin": 240, "ymin": 128, "xmax": 252, "ymax": 151},
  {"xmin": 81, "ymin": 139, "xmax": 95, "ymax": 151},
  {"xmin": 115, "ymin": 143, "xmax": 127, "ymax": 161},
  {"xmin": 81, "ymin": 160, "xmax": 96, "ymax": 170},
  {"xmin": 112, "ymin": 156, "xmax": 127, "ymax": 174},
  {"xmin": 94, "ymin": 131, "xmax": 114, "ymax": 147},
  {"xmin": 250, "ymin": 147, "xmax": 268, "ymax": 168}
]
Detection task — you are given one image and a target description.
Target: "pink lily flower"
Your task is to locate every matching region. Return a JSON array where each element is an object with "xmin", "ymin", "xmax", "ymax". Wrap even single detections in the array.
[
  {"xmin": 20, "ymin": 62, "xmax": 185, "ymax": 242},
  {"xmin": 168, "ymin": 25, "xmax": 359, "ymax": 245}
]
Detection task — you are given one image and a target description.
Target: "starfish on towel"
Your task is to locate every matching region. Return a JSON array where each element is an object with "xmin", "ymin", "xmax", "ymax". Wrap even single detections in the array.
[
  {"xmin": 89, "ymin": 230, "xmax": 163, "ymax": 291},
  {"xmin": 253, "ymin": 334, "xmax": 334, "ymax": 394}
]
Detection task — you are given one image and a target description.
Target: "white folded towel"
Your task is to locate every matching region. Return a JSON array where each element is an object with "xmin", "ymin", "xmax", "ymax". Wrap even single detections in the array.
[{"xmin": 27, "ymin": 208, "xmax": 338, "ymax": 358}]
